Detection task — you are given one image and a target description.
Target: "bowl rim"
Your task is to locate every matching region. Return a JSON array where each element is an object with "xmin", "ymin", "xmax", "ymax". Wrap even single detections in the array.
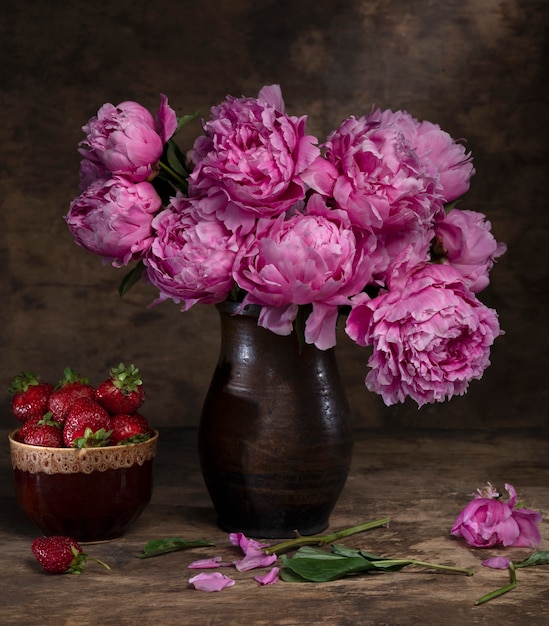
[
  {"xmin": 8, "ymin": 428, "xmax": 159, "ymax": 452},
  {"xmin": 9, "ymin": 429, "xmax": 159, "ymax": 474}
]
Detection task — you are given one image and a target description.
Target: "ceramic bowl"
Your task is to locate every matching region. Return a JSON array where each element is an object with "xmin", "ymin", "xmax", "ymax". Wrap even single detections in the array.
[{"xmin": 9, "ymin": 429, "xmax": 158, "ymax": 542}]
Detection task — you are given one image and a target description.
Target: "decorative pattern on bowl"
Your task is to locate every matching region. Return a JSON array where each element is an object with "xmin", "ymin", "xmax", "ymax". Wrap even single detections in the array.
[{"xmin": 9, "ymin": 431, "xmax": 157, "ymax": 474}]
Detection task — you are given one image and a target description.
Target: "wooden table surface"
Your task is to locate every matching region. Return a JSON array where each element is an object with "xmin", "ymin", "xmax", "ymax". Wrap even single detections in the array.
[{"xmin": 1, "ymin": 427, "xmax": 548, "ymax": 625}]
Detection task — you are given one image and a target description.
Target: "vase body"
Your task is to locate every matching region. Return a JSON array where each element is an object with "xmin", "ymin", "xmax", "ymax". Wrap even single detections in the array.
[{"xmin": 198, "ymin": 302, "xmax": 354, "ymax": 538}]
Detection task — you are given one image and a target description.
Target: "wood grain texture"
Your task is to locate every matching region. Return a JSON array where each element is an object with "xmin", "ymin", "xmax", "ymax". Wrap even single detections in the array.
[{"xmin": 1, "ymin": 427, "xmax": 548, "ymax": 625}]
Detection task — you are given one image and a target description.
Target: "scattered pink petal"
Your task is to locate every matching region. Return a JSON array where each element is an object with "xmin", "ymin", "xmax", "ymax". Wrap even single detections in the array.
[
  {"xmin": 482, "ymin": 557, "xmax": 511, "ymax": 570},
  {"xmin": 188, "ymin": 556, "xmax": 231, "ymax": 569},
  {"xmin": 189, "ymin": 572, "xmax": 235, "ymax": 592},
  {"xmin": 229, "ymin": 532, "xmax": 270, "ymax": 553},
  {"xmin": 254, "ymin": 567, "xmax": 280, "ymax": 585},
  {"xmin": 234, "ymin": 551, "xmax": 278, "ymax": 572}
]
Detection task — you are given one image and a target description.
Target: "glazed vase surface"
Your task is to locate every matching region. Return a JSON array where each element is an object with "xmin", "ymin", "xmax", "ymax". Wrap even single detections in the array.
[{"xmin": 198, "ymin": 302, "xmax": 354, "ymax": 538}]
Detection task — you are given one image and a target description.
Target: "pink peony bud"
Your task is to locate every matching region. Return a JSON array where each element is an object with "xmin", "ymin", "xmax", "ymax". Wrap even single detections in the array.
[
  {"xmin": 79, "ymin": 99, "xmax": 165, "ymax": 182},
  {"xmin": 65, "ymin": 176, "xmax": 161, "ymax": 267},
  {"xmin": 433, "ymin": 209, "xmax": 506, "ymax": 293}
]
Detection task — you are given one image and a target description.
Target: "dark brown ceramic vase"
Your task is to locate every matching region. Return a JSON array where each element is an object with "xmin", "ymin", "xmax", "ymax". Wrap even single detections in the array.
[{"xmin": 198, "ymin": 302, "xmax": 354, "ymax": 538}]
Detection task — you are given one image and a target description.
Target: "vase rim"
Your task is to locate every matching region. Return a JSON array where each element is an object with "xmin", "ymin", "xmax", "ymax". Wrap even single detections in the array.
[{"xmin": 216, "ymin": 300, "xmax": 261, "ymax": 317}]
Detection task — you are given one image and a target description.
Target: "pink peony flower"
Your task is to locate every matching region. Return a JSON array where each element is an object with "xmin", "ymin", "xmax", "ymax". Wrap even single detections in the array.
[
  {"xmin": 311, "ymin": 113, "xmax": 444, "ymax": 236},
  {"xmin": 188, "ymin": 84, "xmax": 321, "ymax": 216},
  {"xmin": 234, "ymin": 196, "xmax": 377, "ymax": 349},
  {"xmin": 451, "ymin": 483, "xmax": 542, "ymax": 548},
  {"xmin": 357, "ymin": 109, "xmax": 475, "ymax": 202},
  {"xmin": 79, "ymin": 98, "xmax": 169, "ymax": 183},
  {"xmin": 413, "ymin": 118, "xmax": 475, "ymax": 202},
  {"xmin": 433, "ymin": 209, "xmax": 507, "ymax": 293},
  {"xmin": 65, "ymin": 176, "xmax": 162, "ymax": 267},
  {"xmin": 144, "ymin": 194, "xmax": 240, "ymax": 310},
  {"xmin": 188, "ymin": 572, "xmax": 235, "ymax": 592},
  {"xmin": 345, "ymin": 262, "xmax": 503, "ymax": 406}
]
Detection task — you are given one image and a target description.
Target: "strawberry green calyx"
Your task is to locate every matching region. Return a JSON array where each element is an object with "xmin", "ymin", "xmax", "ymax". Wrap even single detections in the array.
[
  {"xmin": 58, "ymin": 367, "xmax": 90, "ymax": 387},
  {"xmin": 117, "ymin": 432, "xmax": 152, "ymax": 445},
  {"xmin": 37, "ymin": 412, "xmax": 62, "ymax": 429},
  {"xmin": 68, "ymin": 547, "xmax": 111, "ymax": 575},
  {"xmin": 68, "ymin": 546, "xmax": 89, "ymax": 575},
  {"xmin": 110, "ymin": 363, "xmax": 143, "ymax": 394},
  {"xmin": 7, "ymin": 371, "xmax": 40, "ymax": 393},
  {"xmin": 72, "ymin": 427, "xmax": 113, "ymax": 449}
]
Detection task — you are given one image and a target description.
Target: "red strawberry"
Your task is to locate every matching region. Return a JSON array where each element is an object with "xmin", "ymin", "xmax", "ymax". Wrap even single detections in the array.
[
  {"xmin": 47, "ymin": 368, "xmax": 95, "ymax": 424},
  {"xmin": 63, "ymin": 397, "xmax": 112, "ymax": 448},
  {"xmin": 7, "ymin": 372, "xmax": 54, "ymax": 423},
  {"xmin": 31, "ymin": 536, "xmax": 85, "ymax": 574},
  {"xmin": 96, "ymin": 363, "xmax": 145, "ymax": 416},
  {"xmin": 15, "ymin": 415, "xmax": 42, "ymax": 442},
  {"xmin": 20, "ymin": 413, "xmax": 63, "ymax": 447},
  {"xmin": 31, "ymin": 536, "xmax": 110, "ymax": 574},
  {"xmin": 109, "ymin": 412, "xmax": 151, "ymax": 445}
]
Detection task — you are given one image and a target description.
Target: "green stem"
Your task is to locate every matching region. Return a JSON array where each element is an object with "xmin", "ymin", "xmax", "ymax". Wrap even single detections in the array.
[
  {"xmin": 379, "ymin": 559, "xmax": 473, "ymax": 576},
  {"xmin": 159, "ymin": 160, "xmax": 188, "ymax": 189},
  {"xmin": 263, "ymin": 518, "xmax": 390, "ymax": 555},
  {"xmin": 475, "ymin": 561, "xmax": 517, "ymax": 605}
]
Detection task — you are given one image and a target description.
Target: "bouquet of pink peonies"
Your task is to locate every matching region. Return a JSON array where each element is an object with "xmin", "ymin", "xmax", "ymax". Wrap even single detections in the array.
[{"xmin": 66, "ymin": 84, "xmax": 506, "ymax": 407}]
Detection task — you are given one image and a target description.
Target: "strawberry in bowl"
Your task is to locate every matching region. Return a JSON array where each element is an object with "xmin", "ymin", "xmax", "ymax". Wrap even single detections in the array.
[{"xmin": 7, "ymin": 364, "xmax": 158, "ymax": 542}]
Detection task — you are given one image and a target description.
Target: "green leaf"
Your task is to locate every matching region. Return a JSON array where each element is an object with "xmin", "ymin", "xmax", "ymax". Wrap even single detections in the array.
[
  {"xmin": 119, "ymin": 261, "xmax": 145, "ymax": 297},
  {"xmin": 330, "ymin": 544, "xmax": 363, "ymax": 558},
  {"xmin": 359, "ymin": 550, "xmax": 387, "ymax": 561},
  {"xmin": 176, "ymin": 111, "xmax": 200, "ymax": 132},
  {"xmin": 136, "ymin": 538, "xmax": 215, "ymax": 559},
  {"xmin": 280, "ymin": 545, "xmax": 472, "ymax": 582},
  {"xmin": 281, "ymin": 547, "xmax": 378, "ymax": 582},
  {"xmin": 165, "ymin": 139, "xmax": 188, "ymax": 176},
  {"xmin": 514, "ymin": 551, "xmax": 549, "ymax": 568},
  {"xmin": 279, "ymin": 567, "xmax": 312, "ymax": 582}
]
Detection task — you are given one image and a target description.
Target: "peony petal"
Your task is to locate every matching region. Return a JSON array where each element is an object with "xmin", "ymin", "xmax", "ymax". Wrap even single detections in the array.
[
  {"xmin": 188, "ymin": 572, "xmax": 235, "ymax": 592},
  {"xmin": 254, "ymin": 567, "xmax": 280, "ymax": 585},
  {"xmin": 509, "ymin": 509, "xmax": 543, "ymax": 548},
  {"xmin": 257, "ymin": 84, "xmax": 285, "ymax": 112},
  {"xmin": 482, "ymin": 557, "xmax": 511, "ymax": 570},
  {"xmin": 234, "ymin": 552, "xmax": 278, "ymax": 572},
  {"xmin": 229, "ymin": 532, "xmax": 270, "ymax": 553}
]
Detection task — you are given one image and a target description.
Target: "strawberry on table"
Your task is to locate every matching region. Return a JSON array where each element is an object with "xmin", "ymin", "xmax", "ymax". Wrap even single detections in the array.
[
  {"xmin": 96, "ymin": 363, "xmax": 145, "ymax": 415},
  {"xmin": 109, "ymin": 412, "xmax": 151, "ymax": 445},
  {"xmin": 31, "ymin": 536, "xmax": 110, "ymax": 574},
  {"xmin": 63, "ymin": 397, "xmax": 112, "ymax": 448},
  {"xmin": 7, "ymin": 372, "xmax": 53, "ymax": 423},
  {"xmin": 47, "ymin": 368, "xmax": 95, "ymax": 424}
]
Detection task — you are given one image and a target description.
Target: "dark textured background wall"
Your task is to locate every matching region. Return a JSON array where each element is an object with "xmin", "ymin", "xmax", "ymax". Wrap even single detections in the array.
[{"xmin": 1, "ymin": 0, "xmax": 547, "ymax": 429}]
